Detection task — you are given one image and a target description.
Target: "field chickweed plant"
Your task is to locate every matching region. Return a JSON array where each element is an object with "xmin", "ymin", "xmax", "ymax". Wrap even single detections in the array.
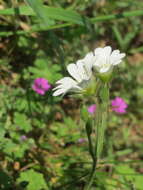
[
  {"xmin": 1, "ymin": 0, "xmax": 143, "ymax": 189},
  {"xmin": 53, "ymin": 46, "xmax": 126, "ymax": 189}
]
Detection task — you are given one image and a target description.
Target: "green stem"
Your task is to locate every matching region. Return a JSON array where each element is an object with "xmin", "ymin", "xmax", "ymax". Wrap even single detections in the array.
[
  {"xmin": 87, "ymin": 135, "xmax": 94, "ymax": 162},
  {"xmin": 96, "ymin": 108, "xmax": 107, "ymax": 159},
  {"xmin": 84, "ymin": 83, "xmax": 109, "ymax": 190},
  {"xmin": 84, "ymin": 157, "xmax": 97, "ymax": 190},
  {"xmin": 84, "ymin": 119, "xmax": 97, "ymax": 190},
  {"xmin": 96, "ymin": 83, "xmax": 109, "ymax": 160}
]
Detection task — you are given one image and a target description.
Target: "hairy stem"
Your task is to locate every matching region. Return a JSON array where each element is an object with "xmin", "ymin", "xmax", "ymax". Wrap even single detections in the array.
[{"xmin": 84, "ymin": 83, "xmax": 109, "ymax": 190}]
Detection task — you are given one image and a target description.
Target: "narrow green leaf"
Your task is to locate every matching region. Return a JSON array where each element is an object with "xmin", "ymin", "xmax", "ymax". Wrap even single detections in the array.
[
  {"xmin": 0, "ymin": 7, "xmax": 143, "ymax": 37},
  {"xmin": 0, "ymin": 5, "xmax": 84, "ymax": 25},
  {"xmin": 90, "ymin": 10, "xmax": 143, "ymax": 23},
  {"xmin": 24, "ymin": 0, "xmax": 54, "ymax": 26},
  {"xmin": 123, "ymin": 25, "xmax": 139, "ymax": 49},
  {"xmin": 0, "ymin": 6, "xmax": 142, "ymax": 26},
  {"xmin": 112, "ymin": 25, "xmax": 124, "ymax": 50},
  {"xmin": 0, "ymin": 23, "xmax": 72, "ymax": 37}
]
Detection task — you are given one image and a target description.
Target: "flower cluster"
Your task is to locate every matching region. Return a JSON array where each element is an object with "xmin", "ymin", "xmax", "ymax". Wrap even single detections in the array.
[
  {"xmin": 53, "ymin": 52, "xmax": 94, "ymax": 96},
  {"xmin": 93, "ymin": 46, "xmax": 125, "ymax": 73},
  {"xmin": 53, "ymin": 46, "xmax": 125, "ymax": 96}
]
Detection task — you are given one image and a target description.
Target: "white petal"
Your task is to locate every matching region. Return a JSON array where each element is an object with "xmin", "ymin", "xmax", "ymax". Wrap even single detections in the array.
[
  {"xmin": 93, "ymin": 58, "xmax": 101, "ymax": 66},
  {"xmin": 102, "ymin": 46, "xmax": 112, "ymax": 64},
  {"xmin": 100, "ymin": 66, "xmax": 111, "ymax": 73},
  {"xmin": 54, "ymin": 77, "xmax": 77, "ymax": 92},
  {"xmin": 53, "ymin": 88, "xmax": 67, "ymax": 96},
  {"xmin": 94, "ymin": 47, "xmax": 103, "ymax": 55},
  {"xmin": 72, "ymin": 85, "xmax": 82, "ymax": 90},
  {"xmin": 83, "ymin": 52, "xmax": 94, "ymax": 76},
  {"xmin": 111, "ymin": 50, "xmax": 120, "ymax": 55},
  {"xmin": 53, "ymin": 77, "xmax": 82, "ymax": 96},
  {"xmin": 110, "ymin": 51, "xmax": 125, "ymax": 65},
  {"xmin": 76, "ymin": 60, "xmax": 89, "ymax": 80},
  {"xmin": 118, "ymin": 53, "xmax": 126, "ymax": 59},
  {"xmin": 56, "ymin": 77, "xmax": 77, "ymax": 85},
  {"xmin": 67, "ymin": 64, "xmax": 82, "ymax": 82},
  {"xmin": 53, "ymin": 84, "xmax": 66, "ymax": 91},
  {"xmin": 112, "ymin": 60, "xmax": 122, "ymax": 65},
  {"xmin": 93, "ymin": 46, "xmax": 112, "ymax": 68},
  {"xmin": 84, "ymin": 52, "xmax": 94, "ymax": 67},
  {"xmin": 103, "ymin": 46, "xmax": 112, "ymax": 56}
]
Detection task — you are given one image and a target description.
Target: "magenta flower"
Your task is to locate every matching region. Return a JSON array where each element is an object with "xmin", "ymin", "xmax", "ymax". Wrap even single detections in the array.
[
  {"xmin": 77, "ymin": 138, "xmax": 87, "ymax": 144},
  {"xmin": 88, "ymin": 104, "xmax": 96, "ymax": 114},
  {"xmin": 32, "ymin": 78, "xmax": 51, "ymax": 95},
  {"xmin": 111, "ymin": 97, "xmax": 128, "ymax": 114},
  {"xmin": 20, "ymin": 135, "xmax": 27, "ymax": 141}
]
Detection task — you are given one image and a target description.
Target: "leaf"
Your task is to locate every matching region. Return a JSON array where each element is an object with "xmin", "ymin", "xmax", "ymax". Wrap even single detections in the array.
[
  {"xmin": 116, "ymin": 164, "xmax": 136, "ymax": 180},
  {"xmin": 0, "ymin": 5, "xmax": 84, "ymax": 25},
  {"xmin": 1, "ymin": 138, "xmax": 29, "ymax": 158},
  {"xmin": 64, "ymin": 117, "xmax": 78, "ymax": 129},
  {"xmin": 29, "ymin": 57, "xmax": 62, "ymax": 83},
  {"xmin": 112, "ymin": 25, "xmax": 124, "ymax": 50},
  {"xmin": 115, "ymin": 165, "xmax": 143, "ymax": 190},
  {"xmin": 25, "ymin": 0, "xmax": 54, "ymax": 26},
  {"xmin": 0, "ymin": 126, "xmax": 5, "ymax": 139},
  {"xmin": 14, "ymin": 113, "xmax": 32, "ymax": 132},
  {"xmin": 0, "ymin": 7, "xmax": 143, "ymax": 36},
  {"xmin": 52, "ymin": 117, "xmax": 80, "ymax": 142},
  {"xmin": 0, "ymin": 171, "xmax": 13, "ymax": 189},
  {"xmin": 17, "ymin": 169, "xmax": 48, "ymax": 190}
]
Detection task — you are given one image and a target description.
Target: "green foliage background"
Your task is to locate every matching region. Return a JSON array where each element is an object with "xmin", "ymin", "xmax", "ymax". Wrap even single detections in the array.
[{"xmin": 0, "ymin": 0, "xmax": 143, "ymax": 189}]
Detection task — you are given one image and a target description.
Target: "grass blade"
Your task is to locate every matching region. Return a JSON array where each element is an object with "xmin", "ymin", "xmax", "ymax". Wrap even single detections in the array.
[
  {"xmin": 0, "ymin": 5, "xmax": 84, "ymax": 25},
  {"xmin": 24, "ymin": 0, "xmax": 53, "ymax": 26},
  {"xmin": 0, "ymin": 6, "xmax": 142, "ymax": 26}
]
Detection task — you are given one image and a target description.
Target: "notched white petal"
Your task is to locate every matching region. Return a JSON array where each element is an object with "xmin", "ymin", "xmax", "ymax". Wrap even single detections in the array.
[
  {"xmin": 53, "ymin": 88, "xmax": 67, "ymax": 96},
  {"xmin": 103, "ymin": 46, "xmax": 112, "ymax": 56},
  {"xmin": 83, "ymin": 52, "xmax": 95, "ymax": 76},
  {"xmin": 53, "ymin": 76, "xmax": 82, "ymax": 96},
  {"xmin": 94, "ymin": 47, "xmax": 103, "ymax": 55},
  {"xmin": 119, "ymin": 53, "xmax": 126, "ymax": 59},
  {"xmin": 76, "ymin": 60, "xmax": 89, "ymax": 80},
  {"xmin": 93, "ymin": 46, "xmax": 126, "ymax": 73},
  {"xmin": 67, "ymin": 64, "xmax": 82, "ymax": 82},
  {"xmin": 111, "ymin": 52, "xmax": 126, "ymax": 65},
  {"xmin": 56, "ymin": 77, "xmax": 77, "ymax": 85}
]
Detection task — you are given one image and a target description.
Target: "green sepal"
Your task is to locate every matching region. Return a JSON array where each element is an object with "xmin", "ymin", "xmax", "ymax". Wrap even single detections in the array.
[
  {"xmin": 85, "ymin": 118, "xmax": 92, "ymax": 136},
  {"xmin": 97, "ymin": 70, "xmax": 113, "ymax": 83},
  {"xmin": 83, "ymin": 77, "xmax": 97, "ymax": 97}
]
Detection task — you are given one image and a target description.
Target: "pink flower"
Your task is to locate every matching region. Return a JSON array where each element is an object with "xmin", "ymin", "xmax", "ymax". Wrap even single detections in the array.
[
  {"xmin": 88, "ymin": 104, "xmax": 96, "ymax": 114},
  {"xmin": 111, "ymin": 97, "xmax": 128, "ymax": 114},
  {"xmin": 32, "ymin": 78, "xmax": 51, "ymax": 95},
  {"xmin": 77, "ymin": 138, "xmax": 87, "ymax": 143},
  {"xmin": 20, "ymin": 135, "xmax": 27, "ymax": 141}
]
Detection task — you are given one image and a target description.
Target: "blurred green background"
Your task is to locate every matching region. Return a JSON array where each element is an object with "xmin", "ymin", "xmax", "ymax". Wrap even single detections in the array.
[{"xmin": 0, "ymin": 0, "xmax": 143, "ymax": 189}]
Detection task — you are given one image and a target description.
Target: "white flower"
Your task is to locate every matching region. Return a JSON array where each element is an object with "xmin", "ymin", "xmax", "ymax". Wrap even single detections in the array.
[
  {"xmin": 53, "ymin": 46, "xmax": 126, "ymax": 96},
  {"xmin": 53, "ymin": 54, "xmax": 93, "ymax": 96},
  {"xmin": 93, "ymin": 46, "xmax": 126, "ymax": 73}
]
